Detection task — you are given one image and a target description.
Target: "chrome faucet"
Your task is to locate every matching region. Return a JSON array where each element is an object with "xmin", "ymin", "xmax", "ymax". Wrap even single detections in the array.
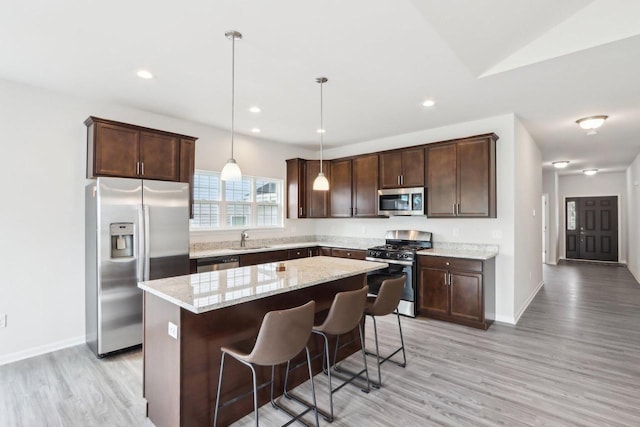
[{"xmin": 240, "ymin": 230, "xmax": 249, "ymax": 247}]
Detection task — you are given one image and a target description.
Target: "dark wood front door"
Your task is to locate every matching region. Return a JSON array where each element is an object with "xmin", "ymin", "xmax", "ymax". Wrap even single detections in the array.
[{"xmin": 566, "ymin": 196, "xmax": 618, "ymax": 261}]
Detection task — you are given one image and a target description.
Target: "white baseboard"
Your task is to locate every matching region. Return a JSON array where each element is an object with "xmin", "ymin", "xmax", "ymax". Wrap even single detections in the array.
[
  {"xmin": 0, "ymin": 335, "xmax": 85, "ymax": 366},
  {"xmin": 513, "ymin": 279, "xmax": 544, "ymax": 324}
]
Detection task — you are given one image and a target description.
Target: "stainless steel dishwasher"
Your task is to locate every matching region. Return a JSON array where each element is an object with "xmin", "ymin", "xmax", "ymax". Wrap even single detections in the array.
[{"xmin": 195, "ymin": 255, "xmax": 240, "ymax": 272}]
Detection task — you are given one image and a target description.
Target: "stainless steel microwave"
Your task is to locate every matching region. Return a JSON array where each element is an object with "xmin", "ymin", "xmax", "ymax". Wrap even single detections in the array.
[{"xmin": 378, "ymin": 187, "xmax": 425, "ymax": 216}]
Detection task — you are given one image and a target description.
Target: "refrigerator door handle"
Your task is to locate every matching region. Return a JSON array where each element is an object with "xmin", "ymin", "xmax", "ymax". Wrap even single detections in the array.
[
  {"xmin": 137, "ymin": 205, "xmax": 145, "ymax": 282},
  {"xmin": 143, "ymin": 204, "xmax": 151, "ymax": 281}
]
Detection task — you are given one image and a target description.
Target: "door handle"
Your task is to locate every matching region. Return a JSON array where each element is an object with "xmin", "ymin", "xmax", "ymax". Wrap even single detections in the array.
[
  {"xmin": 137, "ymin": 206, "xmax": 145, "ymax": 281},
  {"xmin": 452, "ymin": 204, "xmax": 456, "ymax": 215},
  {"xmin": 143, "ymin": 205, "xmax": 150, "ymax": 281}
]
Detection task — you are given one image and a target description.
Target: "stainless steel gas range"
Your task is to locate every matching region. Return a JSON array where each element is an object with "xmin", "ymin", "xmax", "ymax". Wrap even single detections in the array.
[{"xmin": 365, "ymin": 230, "xmax": 432, "ymax": 317}]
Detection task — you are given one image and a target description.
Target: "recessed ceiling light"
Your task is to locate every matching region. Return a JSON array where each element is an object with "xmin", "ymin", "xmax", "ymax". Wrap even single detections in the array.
[
  {"xmin": 249, "ymin": 106, "xmax": 261, "ymax": 113},
  {"xmin": 552, "ymin": 161, "xmax": 570, "ymax": 169},
  {"xmin": 576, "ymin": 115, "xmax": 607, "ymax": 130},
  {"xmin": 583, "ymin": 169, "xmax": 598, "ymax": 176},
  {"xmin": 251, "ymin": 128, "xmax": 261, "ymax": 133},
  {"xmin": 317, "ymin": 128, "xmax": 326, "ymax": 134},
  {"xmin": 136, "ymin": 69, "xmax": 154, "ymax": 79},
  {"xmin": 422, "ymin": 99, "xmax": 436, "ymax": 107}
]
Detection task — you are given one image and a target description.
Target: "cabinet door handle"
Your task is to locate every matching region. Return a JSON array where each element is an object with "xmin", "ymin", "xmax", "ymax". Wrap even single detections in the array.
[
  {"xmin": 299, "ymin": 207, "xmax": 303, "ymax": 216},
  {"xmin": 136, "ymin": 162, "xmax": 140, "ymax": 175},
  {"xmin": 401, "ymin": 175, "xmax": 404, "ymax": 185},
  {"xmin": 141, "ymin": 162, "xmax": 145, "ymax": 176},
  {"xmin": 456, "ymin": 203, "xmax": 460, "ymax": 216},
  {"xmin": 347, "ymin": 252, "xmax": 351, "ymax": 257},
  {"xmin": 397, "ymin": 176, "xmax": 400, "ymax": 186},
  {"xmin": 444, "ymin": 273, "xmax": 449, "ymax": 286},
  {"xmin": 452, "ymin": 203, "xmax": 456, "ymax": 215}
]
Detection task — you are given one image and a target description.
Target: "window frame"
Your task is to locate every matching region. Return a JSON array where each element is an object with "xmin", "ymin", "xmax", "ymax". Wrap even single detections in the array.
[{"xmin": 190, "ymin": 169, "xmax": 284, "ymax": 231}]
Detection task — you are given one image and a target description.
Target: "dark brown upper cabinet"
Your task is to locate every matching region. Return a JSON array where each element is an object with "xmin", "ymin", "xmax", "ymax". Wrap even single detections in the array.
[
  {"xmin": 352, "ymin": 154, "xmax": 379, "ymax": 217},
  {"xmin": 286, "ymin": 158, "xmax": 307, "ymax": 218},
  {"xmin": 379, "ymin": 147, "xmax": 424, "ymax": 188},
  {"xmin": 86, "ymin": 116, "xmax": 197, "ymax": 183},
  {"xmin": 286, "ymin": 158, "xmax": 331, "ymax": 219},
  {"xmin": 305, "ymin": 160, "xmax": 331, "ymax": 218},
  {"xmin": 329, "ymin": 158, "xmax": 352, "ymax": 217},
  {"xmin": 427, "ymin": 134, "xmax": 497, "ymax": 218},
  {"xmin": 328, "ymin": 154, "xmax": 379, "ymax": 218}
]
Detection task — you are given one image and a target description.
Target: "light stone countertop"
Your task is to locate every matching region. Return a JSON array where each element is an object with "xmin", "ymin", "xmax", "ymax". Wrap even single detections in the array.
[
  {"xmin": 138, "ymin": 256, "xmax": 387, "ymax": 314},
  {"xmin": 190, "ymin": 241, "xmax": 372, "ymax": 259},
  {"xmin": 417, "ymin": 247, "xmax": 498, "ymax": 260}
]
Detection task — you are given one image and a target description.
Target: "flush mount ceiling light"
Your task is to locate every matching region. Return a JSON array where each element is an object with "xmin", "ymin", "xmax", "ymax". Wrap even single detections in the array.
[
  {"xmin": 583, "ymin": 169, "xmax": 598, "ymax": 176},
  {"xmin": 249, "ymin": 106, "xmax": 261, "ymax": 113},
  {"xmin": 313, "ymin": 77, "xmax": 330, "ymax": 191},
  {"xmin": 576, "ymin": 115, "xmax": 608, "ymax": 135},
  {"xmin": 251, "ymin": 128, "xmax": 261, "ymax": 133},
  {"xmin": 220, "ymin": 30, "xmax": 243, "ymax": 182},
  {"xmin": 552, "ymin": 160, "xmax": 570, "ymax": 169},
  {"xmin": 136, "ymin": 69, "xmax": 154, "ymax": 79},
  {"xmin": 422, "ymin": 99, "xmax": 435, "ymax": 107}
]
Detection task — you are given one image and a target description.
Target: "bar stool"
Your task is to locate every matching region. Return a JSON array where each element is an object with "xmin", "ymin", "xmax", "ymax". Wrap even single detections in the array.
[
  {"xmin": 213, "ymin": 301, "xmax": 319, "ymax": 427},
  {"xmin": 287, "ymin": 285, "xmax": 370, "ymax": 422},
  {"xmin": 364, "ymin": 276, "xmax": 407, "ymax": 388}
]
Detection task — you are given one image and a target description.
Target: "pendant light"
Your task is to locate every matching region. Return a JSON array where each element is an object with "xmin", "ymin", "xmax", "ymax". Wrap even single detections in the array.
[
  {"xmin": 313, "ymin": 77, "xmax": 330, "ymax": 191},
  {"xmin": 221, "ymin": 30, "xmax": 242, "ymax": 181}
]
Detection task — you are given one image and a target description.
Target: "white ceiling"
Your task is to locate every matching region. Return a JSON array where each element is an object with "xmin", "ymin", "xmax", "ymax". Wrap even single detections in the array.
[{"xmin": 2, "ymin": 0, "xmax": 640, "ymax": 175}]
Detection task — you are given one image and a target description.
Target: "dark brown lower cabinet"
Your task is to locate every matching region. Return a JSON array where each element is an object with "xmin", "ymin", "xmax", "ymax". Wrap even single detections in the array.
[
  {"xmin": 239, "ymin": 250, "xmax": 288, "ymax": 267},
  {"xmin": 329, "ymin": 248, "xmax": 367, "ymax": 260},
  {"xmin": 418, "ymin": 255, "xmax": 495, "ymax": 330}
]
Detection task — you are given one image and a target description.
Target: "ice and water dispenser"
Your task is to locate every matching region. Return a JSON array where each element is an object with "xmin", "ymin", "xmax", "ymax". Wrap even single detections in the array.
[{"xmin": 110, "ymin": 223, "xmax": 134, "ymax": 258}]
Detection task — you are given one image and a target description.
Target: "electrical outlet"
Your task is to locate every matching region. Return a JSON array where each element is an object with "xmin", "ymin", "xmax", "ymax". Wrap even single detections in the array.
[
  {"xmin": 168, "ymin": 321, "xmax": 178, "ymax": 339},
  {"xmin": 452, "ymin": 227, "xmax": 460, "ymax": 237},
  {"xmin": 0, "ymin": 314, "xmax": 7, "ymax": 328}
]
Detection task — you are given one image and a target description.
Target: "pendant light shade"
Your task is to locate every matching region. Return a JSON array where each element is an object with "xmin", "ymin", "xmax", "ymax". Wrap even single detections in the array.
[
  {"xmin": 221, "ymin": 158, "xmax": 242, "ymax": 181},
  {"xmin": 221, "ymin": 30, "xmax": 242, "ymax": 181},
  {"xmin": 313, "ymin": 171, "xmax": 329, "ymax": 190},
  {"xmin": 313, "ymin": 77, "xmax": 329, "ymax": 191}
]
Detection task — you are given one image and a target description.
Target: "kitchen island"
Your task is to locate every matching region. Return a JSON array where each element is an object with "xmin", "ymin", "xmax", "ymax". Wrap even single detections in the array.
[{"xmin": 138, "ymin": 256, "xmax": 386, "ymax": 427}]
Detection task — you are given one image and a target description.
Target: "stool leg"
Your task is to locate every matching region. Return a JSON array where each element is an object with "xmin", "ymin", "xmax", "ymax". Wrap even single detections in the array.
[
  {"xmin": 270, "ymin": 364, "xmax": 277, "ymax": 409},
  {"xmin": 213, "ymin": 352, "xmax": 226, "ymax": 427},
  {"xmin": 371, "ymin": 315, "xmax": 383, "ymax": 387},
  {"xmin": 248, "ymin": 363, "xmax": 259, "ymax": 427},
  {"xmin": 322, "ymin": 332, "xmax": 334, "ymax": 422},
  {"xmin": 305, "ymin": 346, "xmax": 320, "ymax": 427},
  {"xmin": 396, "ymin": 309, "xmax": 407, "ymax": 367},
  {"xmin": 357, "ymin": 323, "xmax": 371, "ymax": 392}
]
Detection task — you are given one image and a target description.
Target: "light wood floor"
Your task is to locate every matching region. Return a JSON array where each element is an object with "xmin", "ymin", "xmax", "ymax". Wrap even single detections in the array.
[{"xmin": 2, "ymin": 262, "xmax": 639, "ymax": 426}]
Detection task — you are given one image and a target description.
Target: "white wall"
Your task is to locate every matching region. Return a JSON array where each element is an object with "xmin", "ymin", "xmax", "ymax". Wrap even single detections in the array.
[
  {"xmin": 513, "ymin": 118, "xmax": 543, "ymax": 321},
  {"xmin": 626, "ymin": 153, "xmax": 640, "ymax": 282},
  {"xmin": 557, "ymin": 172, "xmax": 628, "ymax": 262},
  {"xmin": 318, "ymin": 114, "xmax": 518, "ymax": 323},
  {"xmin": 0, "ymin": 78, "xmax": 311, "ymax": 365},
  {"xmin": 542, "ymin": 170, "xmax": 560, "ymax": 264}
]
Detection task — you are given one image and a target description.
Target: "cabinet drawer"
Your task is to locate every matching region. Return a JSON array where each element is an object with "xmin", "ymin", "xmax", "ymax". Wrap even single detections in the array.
[
  {"xmin": 331, "ymin": 248, "xmax": 366, "ymax": 260},
  {"xmin": 419, "ymin": 256, "xmax": 482, "ymax": 272},
  {"xmin": 287, "ymin": 248, "xmax": 309, "ymax": 259},
  {"xmin": 239, "ymin": 250, "xmax": 288, "ymax": 267}
]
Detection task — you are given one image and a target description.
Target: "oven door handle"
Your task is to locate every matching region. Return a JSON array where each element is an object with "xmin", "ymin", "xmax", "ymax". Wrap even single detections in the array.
[{"xmin": 365, "ymin": 257, "xmax": 413, "ymax": 266}]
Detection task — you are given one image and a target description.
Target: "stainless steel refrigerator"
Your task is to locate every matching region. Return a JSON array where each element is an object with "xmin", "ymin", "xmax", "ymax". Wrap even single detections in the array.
[{"xmin": 85, "ymin": 177, "xmax": 190, "ymax": 357}]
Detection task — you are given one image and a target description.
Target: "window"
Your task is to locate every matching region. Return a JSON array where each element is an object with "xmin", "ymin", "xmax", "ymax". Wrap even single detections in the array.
[
  {"xmin": 192, "ymin": 170, "xmax": 283, "ymax": 229},
  {"xmin": 567, "ymin": 200, "xmax": 576, "ymax": 231}
]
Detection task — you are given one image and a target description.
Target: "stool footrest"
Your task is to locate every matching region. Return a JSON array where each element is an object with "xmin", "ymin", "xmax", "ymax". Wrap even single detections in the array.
[{"xmin": 365, "ymin": 346, "xmax": 406, "ymax": 368}]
